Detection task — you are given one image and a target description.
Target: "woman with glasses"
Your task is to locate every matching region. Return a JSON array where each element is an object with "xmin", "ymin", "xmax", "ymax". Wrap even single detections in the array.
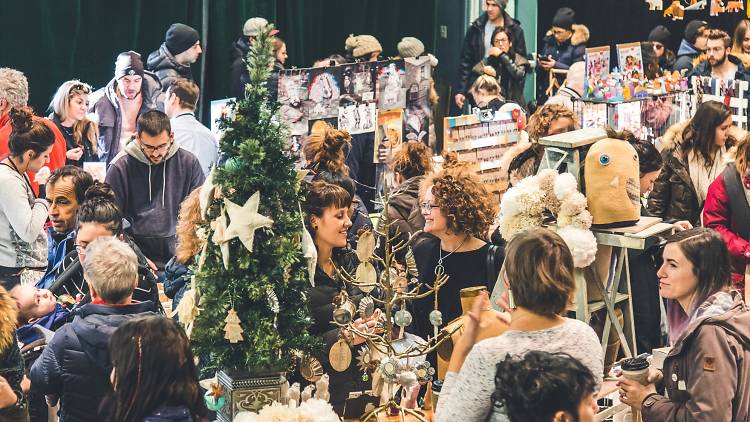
[
  {"xmin": 409, "ymin": 164, "xmax": 502, "ymax": 363},
  {"xmin": 472, "ymin": 27, "xmax": 529, "ymax": 107},
  {"xmin": 48, "ymin": 80, "xmax": 99, "ymax": 166}
]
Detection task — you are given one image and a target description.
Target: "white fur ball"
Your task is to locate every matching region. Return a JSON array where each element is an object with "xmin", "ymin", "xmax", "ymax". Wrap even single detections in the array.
[
  {"xmin": 553, "ymin": 172, "xmax": 578, "ymax": 200},
  {"xmin": 555, "ymin": 226, "xmax": 598, "ymax": 268}
]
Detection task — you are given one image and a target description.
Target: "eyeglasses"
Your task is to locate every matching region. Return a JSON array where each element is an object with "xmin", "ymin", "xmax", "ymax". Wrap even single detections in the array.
[
  {"xmin": 653, "ymin": 43, "xmax": 664, "ymax": 50},
  {"xmin": 74, "ymin": 243, "xmax": 87, "ymax": 256},
  {"xmin": 420, "ymin": 202, "xmax": 440, "ymax": 214},
  {"xmin": 493, "ymin": 37, "xmax": 510, "ymax": 45},
  {"xmin": 138, "ymin": 139, "xmax": 173, "ymax": 153}
]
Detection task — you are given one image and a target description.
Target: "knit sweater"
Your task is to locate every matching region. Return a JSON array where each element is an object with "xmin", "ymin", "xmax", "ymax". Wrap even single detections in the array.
[{"xmin": 0, "ymin": 163, "xmax": 48, "ymax": 268}]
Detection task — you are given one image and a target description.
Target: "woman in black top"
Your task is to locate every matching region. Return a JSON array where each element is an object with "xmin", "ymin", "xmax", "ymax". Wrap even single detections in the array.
[
  {"xmin": 48, "ymin": 80, "xmax": 98, "ymax": 166},
  {"xmin": 410, "ymin": 164, "xmax": 502, "ymax": 354}
]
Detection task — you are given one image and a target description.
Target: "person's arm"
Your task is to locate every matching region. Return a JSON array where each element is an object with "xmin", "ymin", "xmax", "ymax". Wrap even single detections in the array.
[
  {"xmin": 513, "ymin": 27, "xmax": 528, "ymax": 58},
  {"xmin": 498, "ymin": 54, "xmax": 527, "ymax": 82},
  {"xmin": 435, "ymin": 345, "xmax": 495, "ymax": 422},
  {"xmin": 703, "ymin": 178, "xmax": 750, "ymax": 264},
  {"xmin": 646, "ymin": 157, "xmax": 673, "ymax": 219},
  {"xmin": 0, "ymin": 176, "xmax": 48, "ymax": 244},
  {"xmin": 457, "ymin": 27, "xmax": 478, "ymax": 95},
  {"xmin": 188, "ymin": 158, "xmax": 206, "ymax": 192},
  {"xmin": 642, "ymin": 325, "xmax": 738, "ymax": 421}
]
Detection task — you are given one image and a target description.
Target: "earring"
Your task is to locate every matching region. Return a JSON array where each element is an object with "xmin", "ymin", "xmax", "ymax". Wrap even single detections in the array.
[{"xmin": 507, "ymin": 289, "xmax": 516, "ymax": 309}]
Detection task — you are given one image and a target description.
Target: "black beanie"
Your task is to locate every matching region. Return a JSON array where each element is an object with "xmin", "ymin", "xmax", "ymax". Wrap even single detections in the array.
[
  {"xmin": 685, "ymin": 20, "xmax": 707, "ymax": 44},
  {"xmin": 114, "ymin": 51, "xmax": 144, "ymax": 80},
  {"xmin": 648, "ymin": 25, "xmax": 671, "ymax": 46},
  {"xmin": 165, "ymin": 23, "xmax": 200, "ymax": 55},
  {"xmin": 552, "ymin": 7, "xmax": 575, "ymax": 31}
]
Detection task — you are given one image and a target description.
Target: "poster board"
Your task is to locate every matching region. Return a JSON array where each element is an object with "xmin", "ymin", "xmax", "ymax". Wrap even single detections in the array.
[
  {"xmin": 691, "ymin": 76, "xmax": 750, "ymax": 130},
  {"xmin": 616, "ymin": 42, "xmax": 644, "ymax": 80},
  {"xmin": 584, "ymin": 46, "xmax": 610, "ymax": 98}
]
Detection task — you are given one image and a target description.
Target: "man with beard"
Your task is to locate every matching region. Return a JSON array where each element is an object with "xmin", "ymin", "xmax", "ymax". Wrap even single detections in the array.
[
  {"xmin": 690, "ymin": 29, "xmax": 750, "ymax": 82},
  {"xmin": 146, "ymin": 23, "xmax": 202, "ymax": 88},
  {"xmin": 89, "ymin": 51, "xmax": 163, "ymax": 164},
  {"xmin": 36, "ymin": 166, "xmax": 94, "ymax": 289}
]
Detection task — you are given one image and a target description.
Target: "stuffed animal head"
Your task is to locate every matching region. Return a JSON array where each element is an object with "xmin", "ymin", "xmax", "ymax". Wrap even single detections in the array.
[{"xmin": 584, "ymin": 138, "xmax": 641, "ymax": 228}]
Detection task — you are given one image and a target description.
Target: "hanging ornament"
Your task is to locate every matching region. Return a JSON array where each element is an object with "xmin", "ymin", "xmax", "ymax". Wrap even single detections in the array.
[
  {"xmin": 295, "ymin": 169, "xmax": 309, "ymax": 192},
  {"xmin": 645, "ymin": 0, "xmax": 663, "ymax": 10},
  {"xmin": 429, "ymin": 310, "xmax": 443, "ymax": 331},
  {"xmin": 266, "ymin": 287, "xmax": 280, "ymax": 328},
  {"xmin": 405, "ymin": 247, "xmax": 419, "ymax": 278},
  {"xmin": 397, "ymin": 371, "xmax": 418, "ymax": 390},
  {"xmin": 329, "ymin": 339, "xmax": 352, "ymax": 372},
  {"xmin": 176, "ymin": 284, "xmax": 200, "ymax": 336},
  {"xmin": 356, "ymin": 346, "xmax": 378, "ymax": 373},
  {"xmin": 333, "ymin": 300, "xmax": 356, "ymax": 325},
  {"xmin": 356, "ymin": 262, "xmax": 377, "ymax": 294},
  {"xmin": 378, "ymin": 357, "xmax": 401, "ymax": 384},
  {"xmin": 415, "ymin": 361, "xmax": 436, "ymax": 384},
  {"xmin": 394, "ymin": 309, "xmax": 413, "ymax": 327},
  {"xmin": 299, "ymin": 354, "xmax": 324, "ymax": 382},
  {"xmin": 198, "ymin": 166, "xmax": 217, "ymax": 218},
  {"xmin": 211, "ymin": 213, "xmax": 231, "ymax": 270},
  {"xmin": 358, "ymin": 296, "xmax": 375, "ymax": 319},
  {"xmin": 223, "ymin": 191, "xmax": 274, "ymax": 253},
  {"xmin": 356, "ymin": 230, "xmax": 376, "ymax": 262},
  {"xmin": 203, "ymin": 383, "xmax": 226, "ymax": 412},
  {"xmin": 223, "ymin": 308, "xmax": 244, "ymax": 343}
]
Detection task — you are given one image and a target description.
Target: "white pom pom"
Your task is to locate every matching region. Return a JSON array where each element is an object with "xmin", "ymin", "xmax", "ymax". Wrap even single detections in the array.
[
  {"xmin": 233, "ymin": 411, "xmax": 259, "ymax": 422},
  {"xmin": 554, "ymin": 172, "xmax": 578, "ymax": 200},
  {"xmin": 298, "ymin": 398, "xmax": 341, "ymax": 422},
  {"xmin": 500, "ymin": 187, "xmax": 523, "ymax": 218},
  {"xmin": 555, "ymin": 226, "xmax": 598, "ymax": 268}
]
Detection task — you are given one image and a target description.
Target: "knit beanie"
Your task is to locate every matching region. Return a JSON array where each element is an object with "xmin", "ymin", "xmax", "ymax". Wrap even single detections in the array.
[
  {"xmin": 114, "ymin": 51, "xmax": 144, "ymax": 80},
  {"xmin": 165, "ymin": 23, "xmax": 200, "ymax": 55},
  {"xmin": 345, "ymin": 34, "xmax": 383, "ymax": 59},
  {"xmin": 685, "ymin": 20, "xmax": 708, "ymax": 44},
  {"xmin": 648, "ymin": 25, "xmax": 671, "ymax": 46},
  {"xmin": 552, "ymin": 7, "xmax": 575, "ymax": 31},
  {"xmin": 497, "ymin": 0, "xmax": 508, "ymax": 9},
  {"xmin": 397, "ymin": 37, "xmax": 425, "ymax": 58}
]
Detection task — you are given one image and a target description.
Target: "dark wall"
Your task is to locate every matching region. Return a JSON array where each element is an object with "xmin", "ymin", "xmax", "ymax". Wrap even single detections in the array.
[
  {"xmin": 0, "ymin": 0, "xmax": 437, "ymax": 120},
  {"xmin": 537, "ymin": 1, "xmax": 745, "ymax": 57}
]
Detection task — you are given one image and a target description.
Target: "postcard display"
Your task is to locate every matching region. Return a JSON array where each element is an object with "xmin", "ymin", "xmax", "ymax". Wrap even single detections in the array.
[
  {"xmin": 443, "ymin": 111, "xmax": 523, "ymax": 196},
  {"xmin": 691, "ymin": 76, "xmax": 750, "ymax": 130},
  {"xmin": 277, "ymin": 57, "xmax": 433, "ymax": 166}
]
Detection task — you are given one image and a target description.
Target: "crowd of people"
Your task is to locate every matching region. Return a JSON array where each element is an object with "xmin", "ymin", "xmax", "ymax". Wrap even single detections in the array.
[{"xmin": 0, "ymin": 4, "xmax": 749, "ymax": 422}]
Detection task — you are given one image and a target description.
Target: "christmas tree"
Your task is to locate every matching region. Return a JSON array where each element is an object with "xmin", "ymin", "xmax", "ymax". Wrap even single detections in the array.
[{"xmin": 190, "ymin": 26, "xmax": 318, "ymax": 375}]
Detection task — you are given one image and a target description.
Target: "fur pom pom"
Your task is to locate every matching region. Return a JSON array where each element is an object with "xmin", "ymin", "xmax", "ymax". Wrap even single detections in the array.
[
  {"xmin": 556, "ymin": 226, "xmax": 597, "ymax": 268},
  {"xmin": 554, "ymin": 172, "xmax": 578, "ymax": 200}
]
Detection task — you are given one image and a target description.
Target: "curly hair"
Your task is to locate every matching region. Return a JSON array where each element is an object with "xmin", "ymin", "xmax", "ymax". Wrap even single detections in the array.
[
  {"xmin": 175, "ymin": 188, "xmax": 203, "ymax": 265},
  {"xmin": 526, "ymin": 103, "xmax": 578, "ymax": 141},
  {"xmin": 392, "ymin": 141, "xmax": 433, "ymax": 180},
  {"xmin": 0, "ymin": 68, "xmax": 29, "ymax": 109},
  {"xmin": 303, "ymin": 122, "xmax": 352, "ymax": 174},
  {"xmin": 420, "ymin": 166, "xmax": 498, "ymax": 239}
]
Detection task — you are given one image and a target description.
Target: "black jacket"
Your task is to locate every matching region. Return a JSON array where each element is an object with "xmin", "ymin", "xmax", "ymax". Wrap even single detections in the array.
[
  {"xmin": 146, "ymin": 43, "xmax": 194, "ymax": 88},
  {"xmin": 478, "ymin": 52, "xmax": 529, "ymax": 107},
  {"xmin": 457, "ymin": 11, "xmax": 527, "ymax": 96},
  {"xmin": 230, "ymin": 37, "xmax": 252, "ymax": 99},
  {"xmin": 88, "ymin": 72, "xmax": 163, "ymax": 164},
  {"xmin": 688, "ymin": 53, "xmax": 750, "ymax": 83},
  {"xmin": 536, "ymin": 24, "xmax": 589, "ymax": 102},
  {"xmin": 50, "ymin": 115, "xmax": 97, "ymax": 166},
  {"xmin": 379, "ymin": 176, "xmax": 425, "ymax": 260},
  {"xmin": 29, "ymin": 301, "xmax": 156, "ymax": 422}
]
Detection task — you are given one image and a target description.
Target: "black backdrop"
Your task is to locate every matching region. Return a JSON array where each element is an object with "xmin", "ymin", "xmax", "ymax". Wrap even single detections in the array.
[{"xmin": 537, "ymin": 1, "xmax": 746, "ymax": 61}]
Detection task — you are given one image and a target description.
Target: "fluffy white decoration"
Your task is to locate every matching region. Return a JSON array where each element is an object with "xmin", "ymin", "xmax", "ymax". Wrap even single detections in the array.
[
  {"xmin": 235, "ymin": 400, "xmax": 340, "ymax": 422},
  {"xmin": 554, "ymin": 172, "xmax": 578, "ymax": 200},
  {"xmin": 499, "ymin": 187, "xmax": 524, "ymax": 218},
  {"xmin": 297, "ymin": 399, "xmax": 341, "ymax": 422},
  {"xmin": 234, "ymin": 412, "xmax": 259, "ymax": 422},
  {"xmin": 556, "ymin": 226, "xmax": 598, "ymax": 268}
]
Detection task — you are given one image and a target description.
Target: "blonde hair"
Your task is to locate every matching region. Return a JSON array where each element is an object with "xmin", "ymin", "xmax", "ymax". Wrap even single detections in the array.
[
  {"xmin": 49, "ymin": 80, "xmax": 92, "ymax": 123},
  {"xmin": 82, "ymin": 236, "xmax": 138, "ymax": 304},
  {"xmin": 470, "ymin": 70, "xmax": 501, "ymax": 97},
  {"xmin": 0, "ymin": 68, "xmax": 29, "ymax": 109},
  {"xmin": 175, "ymin": 188, "xmax": 203, "ymax": 264},
  {"xmin": 735, "ymin": 134, "xmax": 750, "ymax": 176}
]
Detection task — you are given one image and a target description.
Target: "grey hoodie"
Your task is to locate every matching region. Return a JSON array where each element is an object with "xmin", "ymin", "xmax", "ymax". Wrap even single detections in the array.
[{"xmin": 105, "ymin": 140, "xmax": 204, "ymax": 268}]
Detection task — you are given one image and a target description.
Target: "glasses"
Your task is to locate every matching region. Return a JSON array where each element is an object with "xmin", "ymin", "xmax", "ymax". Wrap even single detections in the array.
[
  {"xmin": 420, "ymin": 202, "xmax": 440, "ymax": 214},
  {"xmin": 139, "ymin": 139, "xmax": 173, "ymax": 153},
  {"xmin": 74, "ymin": 243, "xmax": 87, "ymax": 256},
  {"xmin": 493, "ymin": 37, "xmax": 510, "ymax": 45},
  {"xmin": 653, "ymin": 43, "xmax": 664, "ymax": 50}
]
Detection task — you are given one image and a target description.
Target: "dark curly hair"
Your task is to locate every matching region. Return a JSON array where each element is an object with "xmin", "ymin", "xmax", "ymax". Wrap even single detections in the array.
[
  {"xmin": 419, "ymin": 167, "xmax": 498, "ymax": 238},
  {"xmin": 303, "ymin": 122, "xmax": 352, "ymax": 174},
  {"xmin": 8, "ymin": 106, "xmax": 55, "ymax": 158},
  {"xmin": 392, "ymin": 141, "xmax": 433, "ymax": 180},
  {"xmin": 490, "ymin": 351, "xmax": 597, "ymax": 422}
]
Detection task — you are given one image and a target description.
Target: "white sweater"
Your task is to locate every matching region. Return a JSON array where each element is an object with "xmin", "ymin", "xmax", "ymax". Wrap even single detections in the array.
[{"xmin": 0, "ymin": 164, "xmax": 48, "ymax": 268}]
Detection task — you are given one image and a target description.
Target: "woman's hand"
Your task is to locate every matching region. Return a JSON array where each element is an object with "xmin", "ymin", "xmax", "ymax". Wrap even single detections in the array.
[
  {"xmin": 66, "ymin": 147, "xmax": 83, "ymax": 161},
  {"xmin": 455, "ymin": 94, "xmax": 466, "ymax": 108},
  {"xmin": 35, "ymin": 166, "xmax": 51, "ymax": 185},
  {"xmin": 349, "ymin": 309, "xmax": 383, "ymax": 345},
  {"xmin": 0, "ymin": 376, "xmax": 17, "ymax": 409},
  {"xmin": 487, "ymin": 47, "xmax": 502, "ymax": 57},
  {"xmin": 673, "ymin": 221, "xmax": 692, "ymax": 231},
  {"xmin": 617, "ymin": 376, "xmax": 657, "ymax": 409}
]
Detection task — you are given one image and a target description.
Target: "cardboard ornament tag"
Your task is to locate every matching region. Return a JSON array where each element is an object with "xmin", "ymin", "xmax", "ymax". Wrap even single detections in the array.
[{"xmin": 329, "ymin": 338, "xmax": 352, "ymax": 372}]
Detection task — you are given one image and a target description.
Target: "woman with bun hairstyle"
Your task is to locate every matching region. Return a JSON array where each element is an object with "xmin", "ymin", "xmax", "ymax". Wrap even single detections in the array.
[
  {"xmin": 303, "ymin": 122, "xmax": 351, "ymax": 175},
  {"xmin": 49, "ymin": 182, "xmax": 160, "ymax": 309},
  {"xmin": 491, "ymin": 351, "xmax": 599, "ymax": 422},
  {"xmin": 469, "ymin": 70, "xmax": 504, "ymax": 112},
  {"xmin": 48, "ymin": 80, "xmax": 99, "ymax": 166},
  {"xmin": 0, "ymin": 107, "xmax": 55, "ymax": 288},
  {"xmin": 619, "ymin": 228, "xmax": 750, "ymax": 421},
  {"xmin": 101, "ymin": 315, "xmax": 206, "ymax": 422}
]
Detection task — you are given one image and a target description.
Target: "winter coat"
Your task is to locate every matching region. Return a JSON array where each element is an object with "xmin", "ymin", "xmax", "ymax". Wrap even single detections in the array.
[
  {"xmin": 106, "ymin": 139, "xmax": 205, "ymax": 269},
  {"xmin": 230, "ymin": 37, "xmax": 252, "ymax": 99},
  {"xmin": 537, "ymin": 25, "xmax": 589, "ymax": 102},
  {"xmin": 37, "ymin": 228, "xmax": 76, "ymax": 289},
  {"xmin": 673, "ymin": 39, "xmax": 701, "ymax": 74},
  {"xmin": 163, "ymin": 256, "xmax": 191, "ymax": 314},
  {"xmin": 146, "ymin": 43, "xmax": 194, "ymax": 88},
  {"xmin": 688, "ymin": 53, "xmax": 750, "ymax": 83},
  {"xmin": 647, "ymin": 122, "xmax": 702, "ymax": 226},
  {"xmin": 29, "ymin": 301, "xmax": 156, "ymax": 422},
  {"xmin": 703, "ymin": 163, "xmax": 750, "ymax": 293},
  {"xmin": 457, "ymin": 11, "xmax": 527, "ymax": 96},
  {"xmin": 659, "ymin": 49, "xmax": 677, "ymax": 72},
  {"xmin": 50, "ymin": 115, "xmax": 97, "ymax": 166},
  {"xmin": 641, "ymin": 291, "xmax": 750, "ymax": 422},
  {"xmin": 142, "ymin": 405, "xmax": 194, "ymax": 422},
  {"xmin": 307, "ymin": 250, "xmax": 368, "ymax": 413},
  {"xmin": 0, "ymin": 287, "xmax": 29, "ymax": 421},
  {"xmin": 88, "ymin": 73, "xmax": 163, "ymax": 164},
  {"xmin": 475, "ymin": 52, "xmax": 529, "ymax": 107}
]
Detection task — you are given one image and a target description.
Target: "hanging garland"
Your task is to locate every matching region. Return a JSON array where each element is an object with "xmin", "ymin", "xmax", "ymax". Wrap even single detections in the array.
[{"xmin": 646, "ymin": 0, "xmax": 747, "ymax": 18}]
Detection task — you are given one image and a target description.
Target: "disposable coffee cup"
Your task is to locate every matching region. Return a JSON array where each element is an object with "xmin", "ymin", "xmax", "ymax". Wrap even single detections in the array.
[{"xmin": 621, "ymin": 356, "xmax": 650, "ymax": 385}]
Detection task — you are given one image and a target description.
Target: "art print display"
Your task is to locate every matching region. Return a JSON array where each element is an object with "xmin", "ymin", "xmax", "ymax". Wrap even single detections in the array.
[
  {"xmin": 210, "ymin": 98, "xmax": 236, "ymax": 138},
  {"xmin": 374, "ymin": 110, "xmax": 403, "ymax": 163},
  {"xmin": 377, "ymin": 60, "xmax": 406, "ymax": 110},
  {"xmin": 278, "ymin": 70, "xmax": 310, "ymax": 136},
  {"xmin": 616, "ymin": 42, "xmax": 644, "ymax": 80},
  {"xmin": 404, "ymin": 56, "xmax": 432, "ymax": 88},
  {"xmin": 338, "ymin": 98, "xmax": 377, "ymax": 135},
  {"xmin": 584, "ymin": 46, "xmax": 610, "ymax": 98},
  {"xmin": 340, "ymin": 63, "xmax": 377, "ymax": 102},
  {"xmin": 306, "ymin": 67, "xmax": 342, "ymax": 119},
  {"xmin": 404, "ymin": 80, "xmax": 431, "ymax": 143}
]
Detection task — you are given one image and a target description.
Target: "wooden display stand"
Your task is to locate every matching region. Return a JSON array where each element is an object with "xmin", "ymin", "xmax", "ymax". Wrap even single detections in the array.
[{"xmin": 537, "ymin": 127, "xmax": 607, "ymax": 186}]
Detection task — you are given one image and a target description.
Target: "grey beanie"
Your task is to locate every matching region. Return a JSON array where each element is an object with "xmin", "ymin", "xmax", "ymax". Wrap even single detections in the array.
[{"xmin": 397, "ymin": 37, "xmax": 425, "ymax": 58}]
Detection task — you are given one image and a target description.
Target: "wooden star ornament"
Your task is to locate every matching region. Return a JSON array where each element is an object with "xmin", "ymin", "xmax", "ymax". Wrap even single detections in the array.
[{"xmin": 223, "ymin": 191, "xmax": 274, "ymax": 253}]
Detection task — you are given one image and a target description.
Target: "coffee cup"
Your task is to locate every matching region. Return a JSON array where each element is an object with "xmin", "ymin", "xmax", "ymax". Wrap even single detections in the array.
[{"xmin": 621, "ymin": 356, "xmax": 650, "ymax": 385}]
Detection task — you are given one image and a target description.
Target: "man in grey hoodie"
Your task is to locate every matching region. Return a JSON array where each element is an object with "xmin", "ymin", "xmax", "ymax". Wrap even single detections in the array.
[{"xmin": 105, "ymin": 110, "xmax": 204, "ymax": 270}]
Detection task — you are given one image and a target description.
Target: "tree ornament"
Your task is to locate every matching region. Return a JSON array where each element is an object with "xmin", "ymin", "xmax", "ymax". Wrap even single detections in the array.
[
  {"xmin": 358, "ymin": 295, "xmax": 375, "ymax": 319},
  {"xmin": 223, "ymin": 308, "xmax": 244, "ymax": 343},
  {"xmin": 211, "ymin": 213, "xmax": 231, "ymax": 269},
  {"xmin": 299, "ymin": 355, "xmax": 324, "ymax": 383},
  {"xmin": 355, "ymin": 262, "xmax": 377, "ymax": 293},
  {"xmin": 356, "ymin": 230, "xmax": 376, "ymax": 262},
  {"xmin": 198, "ymin": 166, "xmax": 217, "ymax": 218},
  {"xmin": 394, "ymin": 309, "xmax": 413, "ymax": 327},
  {"xmin": 204, "ymin": 383, "xmax": 226, "ymax": 411},
  {"xmin": 224, "ymin": 191, "xmax": 274, "ymax": 253},
  {"xmin": 329, "ymin": 339, "xmax": 352, "ymax": 372},
  {"xmin": 429, "ymin": 310, "xmax": 443, "ymax": 328}
]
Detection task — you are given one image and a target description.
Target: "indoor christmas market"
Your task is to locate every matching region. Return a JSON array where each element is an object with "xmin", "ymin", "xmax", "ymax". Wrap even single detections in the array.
[{"xmin": 1, "ymin": 0, "xmax": 750, "ymax": 421}]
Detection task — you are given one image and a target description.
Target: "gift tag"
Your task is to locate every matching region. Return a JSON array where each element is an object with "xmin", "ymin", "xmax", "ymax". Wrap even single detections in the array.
[
  {"xmin": 329, "ymin": 339, "xmax": 352, "ymax": 372},
  {"xmin": 356, "ymin": 230, "xmax": 377, "ymax": 262},
  {"xmin": 356, "ymin": 262, "xmax": 377, "ymax": 293}
]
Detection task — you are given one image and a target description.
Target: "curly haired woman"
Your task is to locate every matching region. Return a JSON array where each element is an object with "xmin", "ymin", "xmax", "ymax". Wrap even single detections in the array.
[
  {"xmin": 163, "ymin": 187, "xmax": 203, "ymax": 314},
  {"xmin": 409, "ymin": 165, "xmax": 503, "ymax": 362}
]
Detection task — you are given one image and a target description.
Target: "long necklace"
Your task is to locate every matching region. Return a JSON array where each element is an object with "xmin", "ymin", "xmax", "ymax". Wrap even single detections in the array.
[{"xmin": 434, "ymin": 235, "xmax": 469, "ymax": 276}]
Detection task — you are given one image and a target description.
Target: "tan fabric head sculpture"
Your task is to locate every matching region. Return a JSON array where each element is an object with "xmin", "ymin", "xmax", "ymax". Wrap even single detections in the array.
[{"xmin": 584, "ymin": 138, "xmax": 641, "ymax": 228}]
